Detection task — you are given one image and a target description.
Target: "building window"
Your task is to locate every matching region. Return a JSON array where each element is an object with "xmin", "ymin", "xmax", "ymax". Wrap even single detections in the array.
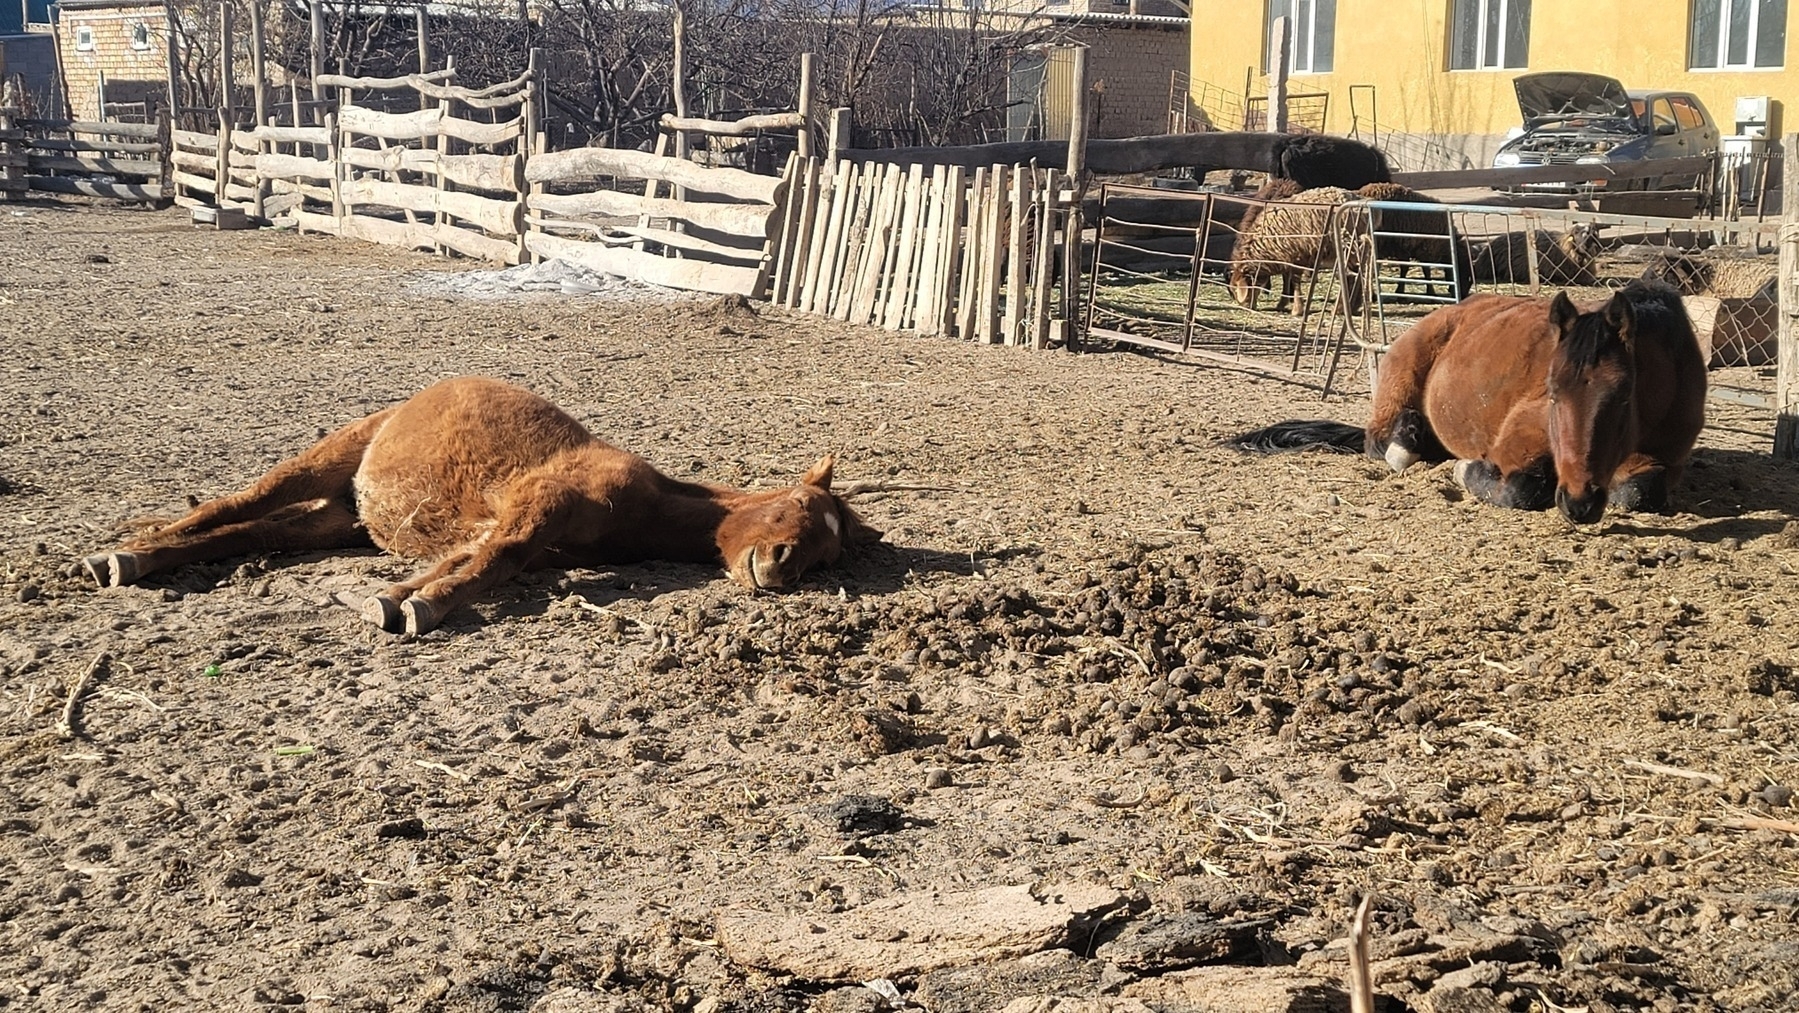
[
  {"xmin": 1690, "ymin": 0, "xmax": 1787, "ymax": 69},
  {"xmin": 131, "ymin": 23, "xmax": 151, "ymax": 50},
  {"xmin": 1264, "ymin": 0, "xmax": 1336, "ymax": 74},
  {"xmin": 74, "ymin": 25, "xmax": 95, "ymax": 51},
  {"xmin": 1449, "ymin": 0, "xmax": 1531, "ymax": 69}
]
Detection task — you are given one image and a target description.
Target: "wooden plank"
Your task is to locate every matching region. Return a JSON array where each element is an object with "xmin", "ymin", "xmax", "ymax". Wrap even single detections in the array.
[
  {"xmin": 263, "ymin": 191, "xmax": 303, "ymax": 217},
  {"xmin": 833, "ymin": 166, "xmax": 880, "ymax": 319},
  {"xmin": 526, "ymin": 231, "xmax": 763, "ymax": 296},
  {"xmin": 1393, "ymin": 155, "xmax": 1715, "ymax": 192},
  {"xmin": 20, "ymin": 118, "xmax": 161, "ymax": 138},
  {"xmin": 853, "ymin": 164, "xmax": 903, "ymax": 325},
  {"xmin": 976, "ymin": 164, "xmax": 1008, "ymax": 344},
  {"xmin": 882, "ymin": 165, "xmax": 925, "ymax": 330},
  {"xmin": 659, "ymin": 111, "xmax": 805, "ymax": 137},
  {"xmin": 802, "ymin": 160, "xmax": 850, "ymax": 314},
  {"xmin": 172, "ymin": 127, "xmax": 217, "ymax": 150},
  {"xmin": 27, "ymin": 153, "xmax": 162, "ymax": 177},
  {"xmin": 342, "ymin": 147, "xmax": 521, "ymax": 192},
  {"xmin": 1031, "ymin": 169, "xmax": 1060, "ymax": 350},
  {"xmin": 769, "ymin": 153, "xmax": 805, "ymax": 305},
  {"xmin": 250, "ymin": 124, "xmax": 330, "ymax": 145},
  {"xmin": 266, "ymin": 177, "xmax": 333, "ymax": 203},
  {"xmin": 845, "ymin": 163, "xmax": 895, "ymax": 320},
  {"xmin": 322, "ymin": 210, "xmax": 523, "ymax": 263},
  {"xmin": 315, "ymin": 69, "xmax": 457, "ymax": 90},
  {"xmin": 343, "ymin": 177, "xmax": 521, "ymax": 236},
  {"xmin": 932, "ymin": 165, "xmax": 967, "ymax": 336},
  {"xmin": 27, "ymin": 136, "xmax": 162, "ymax": 155},
  {"xmin": 529, "ymin": 189, "xmax": 773, "ymax": 243},
  {"xmin": 171, "ymin": 169, "xmax": 216, "ymax": 194},
  {"xmin": 524, "ymin": 146, "xmax": 781, "ymax": 205},
  {"xmin": 338, "ymin": 105, "xmax": 523, "ymax": 147},
  {"xmin": 26, "ymin": 175, "xmax": 165, "ymax": 200},
  {"xmin": 955, "ymin": 167, "xmax": 985, "ymax": 340},
  {"xmin": 913, "ymin": 165, "xmax": 947, "ymax": 334},
  {"xmin": 780, "ymin": 156, "xmax": 821, "ymax": 307},
  {"xmin": 531, "ymin": 218, "xmax": 765, "ymax": 263},
  {"xmin": 1003, "ymin": 165, "xmax": 1029, "ymax": 345},
  {"xmin": 171, "ymin": 149, "xmax": 216, "ymax": 172},
  {"xmin": 255, "ymin": 152, "xmax": 334, "ymax": 181}
]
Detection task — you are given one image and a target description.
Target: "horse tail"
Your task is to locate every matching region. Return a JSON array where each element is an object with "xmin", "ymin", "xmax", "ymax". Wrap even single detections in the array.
[{"xmin": 1222, "ymin": 419, "xmax": 1365, "ymax": 453}]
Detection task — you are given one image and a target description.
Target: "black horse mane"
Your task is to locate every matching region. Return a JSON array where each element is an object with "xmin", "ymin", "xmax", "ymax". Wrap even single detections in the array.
[{"xmin": 1561, "ymin": 278, "xmax": 1690, "ymax": 372}]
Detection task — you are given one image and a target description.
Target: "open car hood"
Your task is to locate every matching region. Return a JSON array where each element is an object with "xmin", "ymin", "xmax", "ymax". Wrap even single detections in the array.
[{"xmin": 1513, "ymin": 72, "xmax": 1634, "ymax": 125}]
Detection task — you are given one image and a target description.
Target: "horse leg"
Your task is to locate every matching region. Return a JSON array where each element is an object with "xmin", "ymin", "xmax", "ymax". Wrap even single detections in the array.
[
  {"xmin": 88, "ymin": 408, "xmax": 394, "ymax": 586},
  {"xmin": 1453, "ymin": 403, "xmax": 1555, "ymax": 511},
  {"xmin": 387, "ymin": 479, "xmax": 578, "ymax": 635},
  {"xmin": 360, "ymin": 549, "xmax": 477, "ymax": 633},
  {"xmin": 1608, "ymin": 453, "xmax": 1673, "ymax": 513},
  {"xmin": 89, "ymin": 499, "xmax": 368, "ymax": 587}
]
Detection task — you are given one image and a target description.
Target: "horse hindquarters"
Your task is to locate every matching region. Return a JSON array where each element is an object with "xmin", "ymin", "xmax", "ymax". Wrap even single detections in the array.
[{"xmin": 84, "ymin": 409, "xmax": 394, "ymax": 587}]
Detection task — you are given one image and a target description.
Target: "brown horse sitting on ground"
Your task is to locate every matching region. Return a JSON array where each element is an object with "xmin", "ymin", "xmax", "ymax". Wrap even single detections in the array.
[
  {"xmin": 84, "ymin": 376, "xmax": 883, "ymax": 634},
  {"xmin": 1227, "ymin": 279, "xmax": 1708, "ymax": 524}
]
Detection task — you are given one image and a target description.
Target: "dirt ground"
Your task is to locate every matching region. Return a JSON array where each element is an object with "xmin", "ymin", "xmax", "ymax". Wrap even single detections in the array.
[{"xmin": 2, "ymin": 202, "xmax": 1798, "ymax": 1013}]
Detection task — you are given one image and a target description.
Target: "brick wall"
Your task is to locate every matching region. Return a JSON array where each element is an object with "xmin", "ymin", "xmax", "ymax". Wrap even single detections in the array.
[
  {"xmin": 56, "ymin": 6, "xmax": 169, "ymax": 122},
  {"xmin": 1078, "ymin": 23, "xmax": 1190, "ymax": 138}
]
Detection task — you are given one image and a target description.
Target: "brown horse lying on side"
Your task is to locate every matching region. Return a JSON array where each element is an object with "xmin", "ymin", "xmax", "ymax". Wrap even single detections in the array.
[
  {"xmin": 1228, "ymin": 279, "xmax": 1708, "ymax": 524},
  {"xmin": 84, "ymin": 376, "xmax": 883, "ymax": 634}
]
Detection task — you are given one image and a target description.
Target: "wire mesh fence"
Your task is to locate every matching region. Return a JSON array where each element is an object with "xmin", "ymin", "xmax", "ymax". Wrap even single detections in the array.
[{"xmin": 1086, "ymin": 184, "xmax": 1784, "ymax": 435}]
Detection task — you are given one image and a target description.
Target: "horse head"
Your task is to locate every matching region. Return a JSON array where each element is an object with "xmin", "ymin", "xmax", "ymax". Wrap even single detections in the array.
[
  {"xmin": 716, "ymin": 456, "xmax": 884, "ymax": 590},
  {"xmin": 1545, "ymin": 290, "xmax": 1638, "ymax": 524}
]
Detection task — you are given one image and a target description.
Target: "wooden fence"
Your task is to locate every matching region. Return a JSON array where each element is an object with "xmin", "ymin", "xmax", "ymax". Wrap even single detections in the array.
[
  {"xmin": 769, "ymin": 157, "xmax": 1068, "ymax": 347},
  {"xmin": 0, "ymin": 115, "xmax": 168, "ymax": 202}
]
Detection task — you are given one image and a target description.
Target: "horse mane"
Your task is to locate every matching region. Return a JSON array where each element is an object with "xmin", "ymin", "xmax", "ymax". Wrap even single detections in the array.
[{"xmin": 1559, "ymin": 279, "xmax": 1689, "ymax": 372}]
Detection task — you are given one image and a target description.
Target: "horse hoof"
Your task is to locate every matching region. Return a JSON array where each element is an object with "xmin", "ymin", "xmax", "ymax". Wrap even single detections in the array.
[
  {"xmin": 1384, "ymin": 443, "xmax": 1420, "ymax": 473},
  {"xmin": 361, "ymin": 595, "xmax": 403, "ymax": 633},
  {"xmin": 1452, "ymin": 460, "xmax": 1476, "ymax": 488},
  {"xmin": 401, "ymin": 597, "xmax": 443, "ymax": 636},
  {"xmin": 83, "ymin": 552, "xmax": 139, "ymax": 587}
]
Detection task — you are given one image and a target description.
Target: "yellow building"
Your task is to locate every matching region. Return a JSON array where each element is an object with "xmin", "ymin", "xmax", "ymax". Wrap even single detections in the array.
[{"xmin": 1186, "ymin": 0, "xmax": 1792, "ymax": 168}]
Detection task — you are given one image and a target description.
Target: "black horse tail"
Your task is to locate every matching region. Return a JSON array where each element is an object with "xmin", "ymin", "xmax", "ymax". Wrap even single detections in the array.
[{"xmin": 1222, "ymin": 419, "xmax": 1365, "ymax": 453}]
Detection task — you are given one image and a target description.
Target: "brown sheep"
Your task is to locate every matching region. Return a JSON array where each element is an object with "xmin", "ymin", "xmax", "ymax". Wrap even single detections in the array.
[
  {"xmin": 1229, "ymin": 184, "xmax": 1352, "ymax": 315},
  {"xmin": 1347, "ymin": 182, "xmax": 1472, "ymax": 304},
  {"xmin": 1638, "ymin": 251, "xmax": 1776, "ymax": 301}
]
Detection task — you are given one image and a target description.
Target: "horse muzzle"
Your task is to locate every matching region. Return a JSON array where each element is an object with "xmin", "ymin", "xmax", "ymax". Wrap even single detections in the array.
[{"xmin": 1556, "ymin": 486, "xmax": 1606, "ymax": 525}]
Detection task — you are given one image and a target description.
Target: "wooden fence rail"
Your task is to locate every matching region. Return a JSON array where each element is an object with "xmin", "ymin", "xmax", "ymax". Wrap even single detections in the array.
[{"xmin": 1, "ymin": 114, "xmax": 170, "ymax": 202}]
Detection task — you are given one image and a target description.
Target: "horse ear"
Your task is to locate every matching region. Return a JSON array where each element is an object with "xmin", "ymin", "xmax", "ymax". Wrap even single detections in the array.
[
  {"xmin": 800, "ymin": 455, "xmax": 836, "ymax": 490},
  {"xmin": 834, "ymin": 496, "xmax": 885, "ymax": 546},
  {"xmin": 1604, "ymin": 292, "xmax": 1636, "ymax": 347},
  {"xmin": 1548, "ymin": 291, "xmax": 1579, "ymax": 336}
]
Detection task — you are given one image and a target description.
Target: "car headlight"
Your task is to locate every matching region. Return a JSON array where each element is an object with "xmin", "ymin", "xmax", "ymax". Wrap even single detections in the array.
[
  {"xmin": 1494, "ymin": 151, "xmax": 1522, "ymax": 167},
  {"xmin": 1575, "ymin": 154, "xmax": 1609, "ymax": 164}
]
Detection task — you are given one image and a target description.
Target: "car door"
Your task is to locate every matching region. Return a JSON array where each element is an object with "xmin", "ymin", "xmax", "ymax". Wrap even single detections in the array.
[
  {"xmin": 1647, "ymin": 97, "xmax": 1684, "ymax": 159},
  {"xmin": 1670, "ymin": 96, "xmax": 1718, "ymax": 152}
]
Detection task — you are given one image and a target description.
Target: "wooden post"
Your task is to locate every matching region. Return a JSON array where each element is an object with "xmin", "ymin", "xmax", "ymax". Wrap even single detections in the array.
[
  {"xmin": 671, "ymin": 0, "xmax": 689, "ymax": 201},
  {"xmin": 1060, "ymin": 46, "xmax": 1092, "ymax": 338},
  {"xmin": 432, "ymin": 52, "xmax": 454, "ymax": 255},
  {"xmin": 162, "ymin": 0, "xmax": 182, "ymax": 128},
  {"xmin": 415, "ymin": 5, "xmax": 429, "ymax": 75},
  {"xmin": 1776, "ymin": 130, "xmax": 1799, "ymax": 457},
  {"xmin": 308, "ymin": 0, "xmax": 324, "ymax": 103},
  {"xmin": 0, "ymin": 100, "xmax": 21, "ymax": 202},
  {"xmin": 219, "ymin": 0, "xmax": 235, "ymax": 120},
  {"xmin": 521, "ymin": 47, "xmax": 543, "ymax": 264},
  {"xmin": 248, "ymin": 0, "xmax": 267, "ymax": 218},
  {"xmin": 797, "ymin": 52, "xmax": 815, "ymax": 159},
  {"xmin": 1267, "ymin": 15, "xmax": 1290, "ymax": 134},
  {"xmin": 95, "ymin": 69, "xmax": 105, "ymax": 122},
  {"xmin": 827, "ymin": 106, "xmax": 850, "ymax": 163}
]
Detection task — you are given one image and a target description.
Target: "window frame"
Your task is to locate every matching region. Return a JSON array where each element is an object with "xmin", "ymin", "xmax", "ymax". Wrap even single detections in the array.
[
  {"xmin": 74, "ymin": 24, "xmax": 95, "ymax": 52},
  {"xmin": 1264, "ymin": 0, "xmax": 1337, "ymax": 75},
  {"xmin": 130, "ymin": 23, "xmax": 151, "ymax": 50},
  {"xmin": 1688, "ymin": 0, "xmax": 1787, "ymax": 70},
  {"xmin": 1448, "ymin": 0, "xmax": 1532, "ymax": 71}
]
